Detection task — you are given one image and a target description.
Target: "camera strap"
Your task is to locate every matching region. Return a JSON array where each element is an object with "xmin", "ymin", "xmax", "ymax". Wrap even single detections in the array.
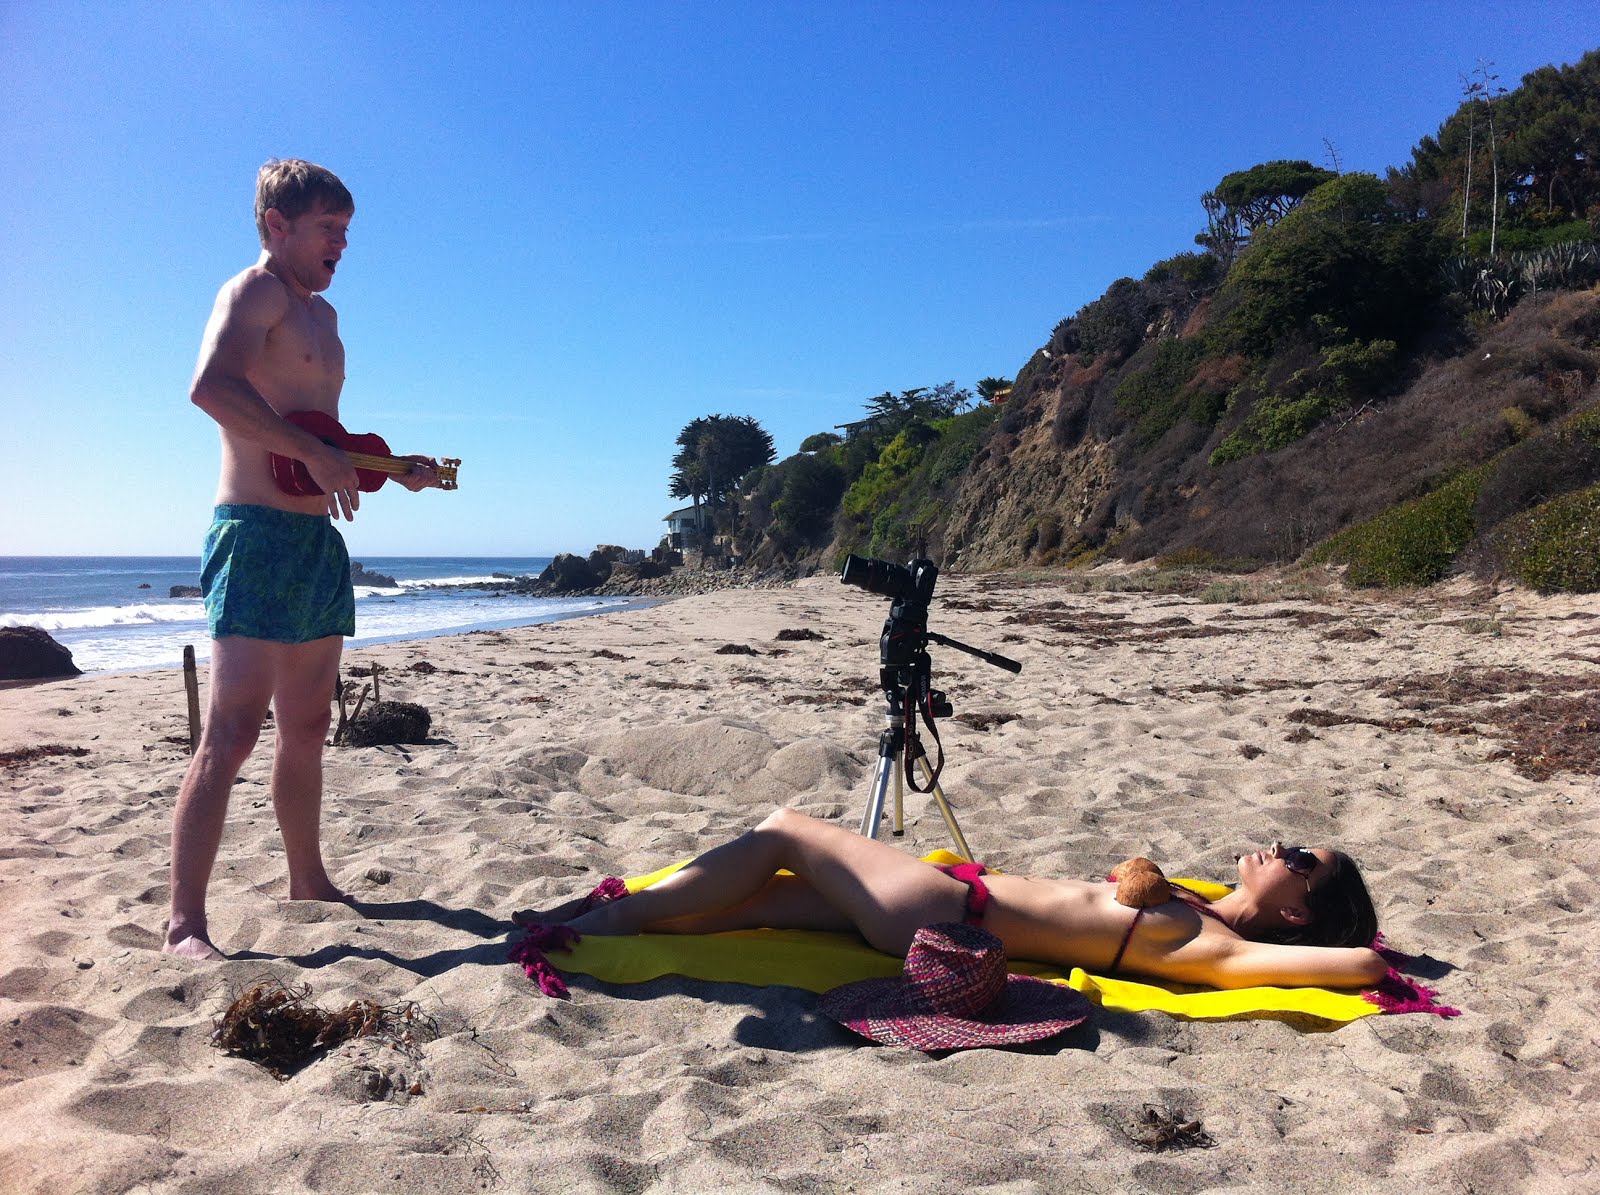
[{"xmin": 903, "ymin": 674, "xmax": 945, "ymax": 792}]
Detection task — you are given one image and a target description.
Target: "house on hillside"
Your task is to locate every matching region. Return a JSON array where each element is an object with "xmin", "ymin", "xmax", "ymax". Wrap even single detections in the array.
[
  {"xmin": 833, "ymin": 415, "xmax": 892, "ymax": 440},
  {"xmin": 663, "ymin": 504, "xmax": 709, "ymax": 549}
]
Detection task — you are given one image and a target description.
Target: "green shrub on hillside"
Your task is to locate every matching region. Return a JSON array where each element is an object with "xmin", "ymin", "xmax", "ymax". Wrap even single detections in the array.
[
  {"xmin": 1210, "ymin": 335, "xmax": 1400, "ymax": 463},
  {"xmin": 837, "ymin": 409, "xmax": 997, "ymax": 554},
  {"xmin": 1215, "ymin": 173, "xmax": 1443, "ymax": 357},
  {"xmin": 1075, "ymin": 277, "xmax": 1153, "ymax": 362},
  {"xmin": 1210, "ymin": 383, "xmax": 1321, "ymax": 463},
  {"xmin": 1144, "ymin": 252, "xmax": 1223, "ymax": 289},
  {"xmin": 1310, "ymin": 466, "xmax": 1489, "ymax": 586},
  {"xmin": 921, "ymin": 406, "xmax": 999, "ymax": 486},
  {"xmin": 1114, "ymin": 339, "xmax": 1208, "ymax": 443},
  {"xmin": 1466, "ymin": 221, "xmax": 1594, "ymax": 255},
  {"xmin": 1491, "ymin": 484, "xmax": 1600, "ymax": 592},
  {"xmin": 769, "ymin": 454, "xmax": 847, "ymax": 544},
  {"xmin": 869, "ymin": 505, "xmax": 914, "ymax": 557},
  {"xmin": 1569, "ymin": 406, "xmax": 1600, "ymax": 444},
  {"xmin": 1473, "ymin": 419, "xmax": 1600, "ymax": 532},
  {"xmin": 841, "ymin": 429, "xmax": 927, "ymax": 518}
]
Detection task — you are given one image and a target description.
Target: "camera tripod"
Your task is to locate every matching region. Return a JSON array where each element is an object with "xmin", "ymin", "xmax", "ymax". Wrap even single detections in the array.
[
  {"xmin": 841, "ymin": 554, "xmax": 1022, "ymax": 861},
  {"xmin": 859, "ymin": 677, "xmax": 974, "ymax": 859}
]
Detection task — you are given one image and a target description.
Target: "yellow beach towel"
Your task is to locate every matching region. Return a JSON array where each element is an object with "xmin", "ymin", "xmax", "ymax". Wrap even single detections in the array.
[{"xmin": 517, "ymin": 852, "xmax": 1455, "ymax": 1024}]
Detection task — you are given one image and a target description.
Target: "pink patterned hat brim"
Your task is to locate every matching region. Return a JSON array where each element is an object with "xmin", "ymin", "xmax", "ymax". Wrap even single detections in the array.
[{"xmin": 820, "ymin": 972, "xmax": 1090, "ymax": 1050}]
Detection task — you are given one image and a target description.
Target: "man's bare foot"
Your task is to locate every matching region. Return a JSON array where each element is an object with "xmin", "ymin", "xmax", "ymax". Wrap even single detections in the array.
[
  {"xmin": 286, "ymin": 878, "xmax": 352, "ymax": 903},
  {"xmin": 163, "ymin": 934, "xmax": 225, "ymax": 961}
]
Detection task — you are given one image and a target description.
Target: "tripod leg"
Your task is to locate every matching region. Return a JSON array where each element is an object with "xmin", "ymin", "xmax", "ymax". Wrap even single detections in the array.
[
  {"xmin": 859, "ymin": 752, "xmax": 896, "ymax": 839},
  {"xmin": 913, "ymin": 754, "xmax": 975, "ymax": 862}
]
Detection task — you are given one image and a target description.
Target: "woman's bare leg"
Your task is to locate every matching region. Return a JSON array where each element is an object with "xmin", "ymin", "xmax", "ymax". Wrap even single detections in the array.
[
  {"xmin": 560, "ymin": 808, "xmax": 966, "ymax": 954},
  {"xmin": 647, "ymin": 875, "xmax": 855, "ymax": 935}
]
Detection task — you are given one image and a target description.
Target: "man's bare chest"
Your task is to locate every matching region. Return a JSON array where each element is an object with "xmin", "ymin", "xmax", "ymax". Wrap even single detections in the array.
[{"xmin": 262, "ymin": 305, "xmax": 344, "ymax": 395}]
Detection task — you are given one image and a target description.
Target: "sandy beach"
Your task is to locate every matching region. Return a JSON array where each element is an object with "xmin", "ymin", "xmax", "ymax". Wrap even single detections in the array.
[{"xmin": 2, "ymin": 568, "xmax": 1597, "ymax": 1194}]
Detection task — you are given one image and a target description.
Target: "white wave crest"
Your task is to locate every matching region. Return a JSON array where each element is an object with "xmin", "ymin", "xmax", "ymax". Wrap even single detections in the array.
[
  {"xmin": 2, "ymin": 603, "xmax": 204, "ymax": 632},
  {"xmin": 398, "ymin": 573, "xmax": 536, "ymax": 589}
]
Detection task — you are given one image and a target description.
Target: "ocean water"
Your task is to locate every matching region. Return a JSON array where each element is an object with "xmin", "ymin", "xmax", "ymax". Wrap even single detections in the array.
[{"xmin": 0, "ymin": 556, "xmax": 637, "ymax": 673}]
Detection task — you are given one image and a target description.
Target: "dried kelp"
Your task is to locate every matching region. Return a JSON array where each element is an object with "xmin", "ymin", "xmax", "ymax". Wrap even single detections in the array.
[{"xmin": 211, "ymin": 980, "xmax": 434, "ymax": 1080}]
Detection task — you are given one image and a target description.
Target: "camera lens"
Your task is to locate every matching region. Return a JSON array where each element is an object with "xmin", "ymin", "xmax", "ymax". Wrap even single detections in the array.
[{"xmin": 840, "ymin": 553, "xmax": 919, "ymax": 600}]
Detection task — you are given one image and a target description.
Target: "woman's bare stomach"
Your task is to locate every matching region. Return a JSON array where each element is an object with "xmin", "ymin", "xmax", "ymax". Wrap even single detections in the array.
[{"xmin": 980, "ymin": 872, "xmax": 1152, "ymax": 971}]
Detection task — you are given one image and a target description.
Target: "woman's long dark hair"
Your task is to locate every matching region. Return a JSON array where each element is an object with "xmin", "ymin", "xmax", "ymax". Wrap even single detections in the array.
[{"xmin": 1270, "ymin": 850, "xmax": 1379, "ymax": 948}]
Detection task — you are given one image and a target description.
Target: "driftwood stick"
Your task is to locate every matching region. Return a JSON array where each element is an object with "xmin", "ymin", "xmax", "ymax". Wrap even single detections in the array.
[
  {"xmin": 348, "ymin": 683, "xmax": 372, "ymax": 727},
  {"xmin": 183, "ymin": 645, "xmax": 202, "ymax": 754},
  {"xmin": 333, "ymin": 675, "xmax": 351, "ymax": 745},
  {"xmin": 371, "ymin": 662, "xmax": 381, "ymax": 704}
]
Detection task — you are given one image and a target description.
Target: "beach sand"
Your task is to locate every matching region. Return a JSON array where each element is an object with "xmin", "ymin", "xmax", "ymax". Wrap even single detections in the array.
[{"xmin": 2, "ymin": 569, "xmax": 1596, "ymax": 1194}]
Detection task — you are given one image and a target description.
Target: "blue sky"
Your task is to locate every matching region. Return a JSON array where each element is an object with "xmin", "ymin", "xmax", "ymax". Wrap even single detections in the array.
[{"xmin": 2, "ymin": 2, "xmax": 1594, "ymax": 556}]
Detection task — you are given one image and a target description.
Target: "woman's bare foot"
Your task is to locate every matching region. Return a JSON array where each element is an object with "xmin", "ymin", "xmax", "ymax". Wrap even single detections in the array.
[{"xmin": 511, "ymin": 894, "xmax": 591, "ymax": 927}]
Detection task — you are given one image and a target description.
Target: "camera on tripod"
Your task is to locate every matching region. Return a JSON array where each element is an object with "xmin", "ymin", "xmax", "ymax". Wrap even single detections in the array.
[
  {"xmin": 840, "ymin": 553, "xmax": 938, "ymax": 607},
  {"xmin": 837, "ymin": 551, "xmax": 1021, "ymax": 858}
]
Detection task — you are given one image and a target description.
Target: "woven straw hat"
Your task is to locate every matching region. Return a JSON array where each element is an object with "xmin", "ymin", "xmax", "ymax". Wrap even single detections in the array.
[{"xmin": 818, "ymin": 922, "xmax": 1090, "ymax": 1051}]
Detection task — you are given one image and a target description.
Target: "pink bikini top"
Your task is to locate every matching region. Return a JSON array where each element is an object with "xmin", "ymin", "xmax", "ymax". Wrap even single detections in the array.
[{"xmin": 1106, "ymin": 881, "xmax": 1230, "ymax": 974}]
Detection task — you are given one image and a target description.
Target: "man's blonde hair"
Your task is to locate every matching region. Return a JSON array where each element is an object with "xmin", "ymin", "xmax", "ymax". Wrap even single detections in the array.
[{"xmin": 254, "ymin": 159, "xmax": 354, "ymax": 247}]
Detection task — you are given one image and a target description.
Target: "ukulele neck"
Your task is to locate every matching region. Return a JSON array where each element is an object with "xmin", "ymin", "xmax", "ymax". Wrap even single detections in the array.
[
  {"xmin": 345, "ymin": 451, "xmax": 460, "ymax": 489},
  {"xmin": 346, "ymin": 452, "xmax": 414, "ymax": 476}
]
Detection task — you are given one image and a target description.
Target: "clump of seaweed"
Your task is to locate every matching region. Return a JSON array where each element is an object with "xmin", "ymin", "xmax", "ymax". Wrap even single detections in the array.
[
  {"xmin": 953, "ymin": 711, "xmax": 1020, "ymax": 731},
  {"xmin": 1487, "ymin": 694, "xmax": 1600, "ymax": 779},
  {"xmin": 1116, "ymin": 1104, "xmax": 1217, "ymax": 1152},
  {"xmin": 211, "ymin": 980, "xmax": 435, "ymax": 1080},
  {"xmin": 0, "ymin": 744, "xmax": 89, "ymax": 770},
  {"xmin": 775, "ymin": 627, "xmax": 826, "ymax": 641},
  {"xmin": 343, "ymin": 701, "xmax": 432, "ymax": 748},
  {"xmin": 1288, "ymin": 665, "xmax": 1600, "ymax": 779}
]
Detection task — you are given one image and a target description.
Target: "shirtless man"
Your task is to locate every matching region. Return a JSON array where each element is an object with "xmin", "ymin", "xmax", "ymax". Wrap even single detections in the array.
[
  {"xmin": 516, "ymin": 808, "xmax": 1391, "ymax": 990},
  {"xmin": 164, "ymin": 159, "xmax": 442, "ymax": 959}
]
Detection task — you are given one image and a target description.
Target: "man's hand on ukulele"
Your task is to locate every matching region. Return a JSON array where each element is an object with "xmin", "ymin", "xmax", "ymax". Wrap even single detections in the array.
[
  {"xmin": 308, "ymin": 446, "xmax": 362, "ymax": 520},
  {"xmin": 395, "ymin": 455, "xmax": 444, "ymax": 492}
]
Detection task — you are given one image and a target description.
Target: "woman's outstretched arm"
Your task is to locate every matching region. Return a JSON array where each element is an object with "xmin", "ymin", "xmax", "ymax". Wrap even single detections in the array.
[{"xmin": 1192, "ymin": 939, "xmax": 1389, "ymax": 990}]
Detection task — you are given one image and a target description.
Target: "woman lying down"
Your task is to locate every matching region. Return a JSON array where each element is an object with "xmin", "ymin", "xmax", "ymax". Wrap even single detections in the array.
[{"xmin": 513, "ymin": 807, "xmax": 1388, "ymax": 992}]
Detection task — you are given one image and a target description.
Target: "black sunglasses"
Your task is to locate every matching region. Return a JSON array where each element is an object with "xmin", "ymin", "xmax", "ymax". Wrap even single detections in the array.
[{"xmin": 1280, "ymin": 846, "xmax": 1319, "ymax": 882}]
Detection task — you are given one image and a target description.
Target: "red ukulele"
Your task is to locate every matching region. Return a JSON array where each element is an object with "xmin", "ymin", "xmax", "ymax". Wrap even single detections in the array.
[{"xmin": 269, "ymin": 410, "xmax": 460, "ymax": 496}]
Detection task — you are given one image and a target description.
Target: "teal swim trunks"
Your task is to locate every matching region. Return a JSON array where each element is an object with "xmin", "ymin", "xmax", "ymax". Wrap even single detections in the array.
[{"xmin": 201, "ymin": 504, "xmax": 356, "ymax": 642}]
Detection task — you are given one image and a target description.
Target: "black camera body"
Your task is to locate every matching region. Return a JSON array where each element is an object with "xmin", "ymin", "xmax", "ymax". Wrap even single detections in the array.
[
  {"xmin": 839, "ymin": 553, "xmax": 938, "ymax": 607},
  {"xmin": 840, "ymin": 553, "xmax": 940, "ymax": 675}
]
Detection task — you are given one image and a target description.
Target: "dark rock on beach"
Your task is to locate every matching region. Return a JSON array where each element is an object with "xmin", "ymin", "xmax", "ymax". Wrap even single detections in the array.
[
  {"xmin": 350, "ymin": 562, "xmax": 399, "ymax": 588},
  {"xmin": 537, "ymin": 553, "xmax": 604, "ymax": 593},
  {"xmin": 0, "ymin": 626, "xmax": 83, "ymax": 681},
  {"xmin": 454, "ymin": 544, "xmax": 808, "ymax": 598},
  {"xmin": 604, "ymin": 559, "xmax": 672, "ymax": 588}
]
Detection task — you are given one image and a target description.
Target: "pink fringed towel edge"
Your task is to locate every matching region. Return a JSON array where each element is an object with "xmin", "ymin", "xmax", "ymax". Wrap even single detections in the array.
[
  {"xmin": 509, "ymin": 924, "xmax": 581, "ymax": 998},
  {"xmin": 1365, "ymin": 935, "xmax": 1461, "ymax": 1017},
  {"xmin": 508, "ymin": 877, "xmax": 631, "ymax": 999}
]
